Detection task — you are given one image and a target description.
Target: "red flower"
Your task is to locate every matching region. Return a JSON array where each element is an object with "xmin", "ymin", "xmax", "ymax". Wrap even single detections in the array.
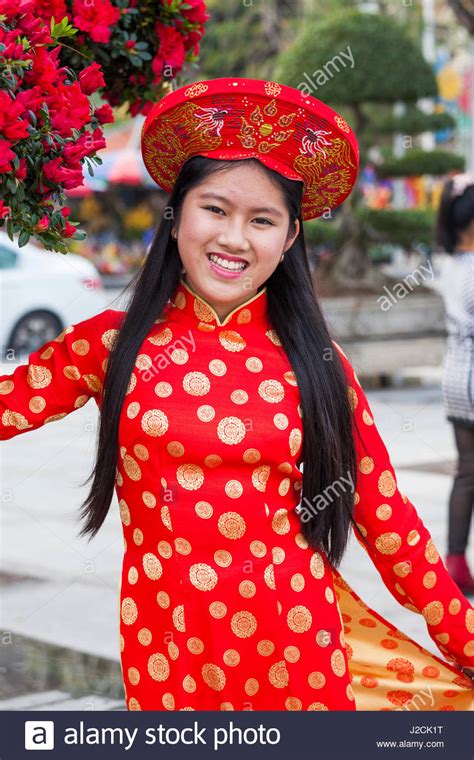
[
  {"xmin": 63, "ymin": 221, "xmax": 78, "ymax": 237},
  {"xmin": 72, "ymin": 0, "xmax": 121, "ymax": 43},
  {"xmin": 79, "ymin": 62, "xmax": 106, "ymax": 96},
  {"xmin": 180, "ymin": 0, "xmax": 209, "ymax": 27},
  {"xmin": 34, "ymin": 215, "xmax": 50, "ymax": 232},
  {"xmin": 0, "ymin": 199, "xmax": 10, "ymax": 219},
  {"xmin": 152, "ymin": 24, "xmax": 185, "ymax": 79},
  {"xmin": 16, "ymin": 158, "xmax": 27, "ymax": 181},
  {"xmin": 0, "ymin": 138, "xmax": 16, "ymax": 173},
  {"xmin": 0, "ymin": 92, "xmax": 30, "ymax": 141},
  {"xmin": 94, "ymin": 103, "xmax": 114, "ymax": 125},
  {"xmin": 33, "ymin": 0, "xmax": 68, "ymax": 25}
]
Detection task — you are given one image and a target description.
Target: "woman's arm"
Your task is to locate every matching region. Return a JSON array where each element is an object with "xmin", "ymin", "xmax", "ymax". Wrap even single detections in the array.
[
  {"xmin": 334, "ymin": 342, "xmax": 474, "ymax": 672},
  {"xmin": 0, "ymin": 310, "xmax": 116, "ymax": 440}
]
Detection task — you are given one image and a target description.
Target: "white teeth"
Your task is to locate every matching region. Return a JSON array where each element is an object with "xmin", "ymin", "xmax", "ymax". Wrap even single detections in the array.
[{"xmin": 208, "ymin": 254, "xmax": 247, "ymax": 271}]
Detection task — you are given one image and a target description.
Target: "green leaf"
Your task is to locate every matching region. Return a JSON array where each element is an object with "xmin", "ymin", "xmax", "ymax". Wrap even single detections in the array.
[{"xmin": 18, "ymin": 229, "xmax": 30, "ymax": 247}]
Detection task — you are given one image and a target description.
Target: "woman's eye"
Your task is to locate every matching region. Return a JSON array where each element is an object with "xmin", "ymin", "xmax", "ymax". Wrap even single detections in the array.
[
  {"xmin": 203, "ymin": 207, "xmax": 273, "ymax": 226},
  {"xmin": 204, "ymin": 206, "xmax": 224, "ymax": 215},
  {"xmin": 254, "ymin": 217, "xmax": 273, "ymax": 226}
]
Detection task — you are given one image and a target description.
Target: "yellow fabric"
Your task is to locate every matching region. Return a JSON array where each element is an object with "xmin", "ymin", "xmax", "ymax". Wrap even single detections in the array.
[{"xmin": 334, "ymin": 570, "xmax": 473, "ymax": 711}]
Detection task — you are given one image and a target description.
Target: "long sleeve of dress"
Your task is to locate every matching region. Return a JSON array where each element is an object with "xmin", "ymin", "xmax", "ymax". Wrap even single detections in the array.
[
  {"xmin": 334, "ymin": 342, "xmax": 474, "ymax": 672},
  {"xmin": 0, "ymin": 310, "xmax": 117, "ymax": 440}
]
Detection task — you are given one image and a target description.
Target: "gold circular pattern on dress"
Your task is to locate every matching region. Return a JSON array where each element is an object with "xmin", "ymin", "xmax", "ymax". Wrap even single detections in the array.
[
  {"xmin": 448, "ymin": 598, "xmax": 461, "ymax": 615},
  {"xmin": 141, "ymin": 409, "xmax": 169, "ymax": 437},
  {"xmin": 218, "ymin": 511, "xmax": 246, "ymax": 540},
  {"xmin": 393, "ymin": 561, "xmax": 411, "ymax": 577},
  {"xmin": 435, "ymin": 632, "xmax": 449, "ymax": 644},
  {"xmin": 243, "ymin": 448, "xmax": 261, "ymax": 463},
  {"xmin": 272, "ymin": 546, "xmax": 285, "ymax": 565},
  {"xmin": 209, "ymin": 601, "xmax": 227, "ymax": 619},
  {"xmin": 142, "ymin": 491, "xmax": 156, "ymax": 508},
  {"xmin": 119, "ymin": 499, "xmax": 131, "ymax": 526},
  {"xmin": 101, "ymin": 328, "xmax": 119, "ymax": 351},
  {"xmin": 183, "ymin": 675, "xmax": 196, "ymax": 693},
  {"xmin": 155, "ymin": 381, "xmax": 173, "ymax": 397},
  {"xmin": 283, "ymin": 369, "xmax": 297, "ymax": 386},
  {"xmin": 128, "ymin": 566, "xmax": 138, "ymax": 585},
  {"xmin": 359, "ymin": 456, "xmax": 374, "ymax": 474},
  {"xmin": 138, "ymin": 628, "xmax": 152, "ymax": 646},
  {"xmin": 158, "ymin": 541, "xmax": 173, "ymax": 559},
  {"xmin": 223, "ymin": 649, "xmax": 240, "ymax": 666},
  {"xmin": 273, "ymin": 413, "xmax": 289, "ymax": 430},
  {"xmin": 174, "ymin": 538, "xmax": 192, "ymax": 555},
  {"xmin": 463, "ymin": 640, "xmax": 474, "ymax": 657},
  {"xmin": 128, "ymin": 697, "xmax": 141, "ymax": 710},
  {"xmin": 375, "ymin": 532, "xmax": 402, "ymax": 555},
  {"xmin": 217, "ymin": 416, "xmax": 246, "ymax": 445},
  {"xmin": 123, "ymin": 455, "xmax": 142, "ymax": 482},
  {"xmin": 135, "ymin": 353, "xmax": 152, "ymax": 371},
  {"xmin": 230, "ymin": 389, "xmax": 251, "ymax": 410},
  {"xmin": 204, "ymin": 454, "xmax": 221, "ymax": 468},
  {"xmin": 257, "ymin": 640, "xmax": 275, "ymax": 656},
  {"xmin": 187, "ymin": 637, "xmax": 205, "ymax": 654},
  {"xmin": 224, "ymin": 480, "xmax": 243, "ymax": 498},
  {"xmin": 425, "ymin": 539, "xmax": 440, "ymax": 564},
  {"xmin": 258, "ymin": 379, "xmax": 284, "ymax": 403},
  {"xmin": 362, "ymin": 409, "xmax": 374, "ymax": 425},
  {"xmin": 177, "ymin": 463, "xmax": 204, "ymax": 490},
  {"xmin": 189, "ymin": 563, "xmax": 218, "ymax": 591},
  {"xmin": 347, "ymin": 386, "xmax": 358, "ymax": 411},
  {"xmin": 295, "ymin": 532, "xmax": 309, "ymax": 550},
  {"xmin": 310, "ymin": 552, "xmax": 325, "ymax": 579},
  {"xmin": 183, "ymin": 371, "xmax": 211, "ymax": 396},
  {"xmin": 268, "ymin": 660, "xmax": 289, "ymax": 688},
  {"xmin": 168, "ymin": 640, "xmax": 179, "ymax": 659},
  {"xmin": 231, "ymin": 610, "xmax": 257, "ymax": 638},
  {"xmin": 308, "ymin": 671, "xmax": 326, "ymax": 689},
  {"xmin": 287, "ymin": 605, "xmax": 312, "ymax": 633},
  {"xmin": 133, "ymin": 528, "xmax": 144, "ymax": 545},
  {"xmin": 162, "ymin": 693, "xmax": 175, "ymax": 710},
  {"xmin": 126, "ymin": 373, "xmax": 137, "ymax": 395},
  {"xmin": 142, "ymin": 553, "xmax": 163, "ymax": 580},
  {"xmin": 264, "ymin": 564, "xmax": 275, "ymax": 590},
  {"xmin": 172, "ymin": 605, "xmax": 186, "ymax": 632},
  {"xmin": 40, "ymin": 346, "xmax": 54, "ymax": 360},
  {"xmin": 0, "ymin": 380, "xmax": 13, "ymax": 394},
  {"xmin": 64, "ymin": 366, "xmax": 80, "ymax": 381},
  {"xmin": 250, "ymin": 540, "xmax": 267, "ymax": 557},
  {"xmin": 331, "ymin": 649, "xmax": 346, "ymax": 676},
  {"xmin": 148, "ymin": 652, "xmax": 170, "ymax": 681},
  {"xmin": 209, "ymin": 359, "xmax": 227, "ymax": 376},
  {"xmin": 148, "ymin": 327, "xmax": 173, "ymax": 347},
  {"xmin": 214, "ymin": 549, "xmax": 232, "ymax": 567},
  {"xmin": 237, "ymin": 308, "xmax": 252, "ymax": 324},
  {"xmin": 197, "ymin": 405, "xmax": 215, "ymax": 422},
  {"xmin": 193, "ymin": 299, "xmax": 214, "ymax": 322},
  {"xmin": 272, "ymin": 508, "xmax": 291, "ymax": 534},
  {"xmin": 74, "ymin": 394, "xmax": 88, "ymax": 409},
  {"xmin": 195, "ymin": 501, "xmax": 213, "ymax": 519},
  {"xmin": 278, "ymin": 478, "xmax": 291, "ymax": 496},
  {"xmin": 376, "ymin": 504, "xmax": 392, "ymax": 521},
  {"xmin": 378, "ymin": 470, "xmax": 396, "ymax": 497},
  {"xmin": 202, "ymin": 663, "xmax": 226, "ymax": 691},
  {"xmin": 121, "ymin": 597, "xmax": 138, "ymax": 625},
  {"xmin": 27, "ymin": 365, "xmax": 52, "ymax": 389},
  {"xmin": 285, "ymin": 696, "xmax": 302, "ymax": 711},
  {"xmin": 157, "ymin": 591, "xmax": 170, "ymax": 608},
  {"xmin": 127, "ymin": 402, "xmax": 140, "ymax": 419},
  {"xmin": 29, "ymin": 396, "xmax": 46, "ymax": 413},
  {"xmin": 316, "ymin": 630, "xmax": 331, "ymax": 648},
  {"xmin": 290, "ymin": 573, "xmax": 305, "ymax": 592},
  {"xmin": 239, "ymin": 580, "xmax": 256, "ymax": 598},
  {"xmin": 219, "ymin": 330, "xmax": 246, "ymax": 352},
  {"xmin": 167, "ymin": 441, "xmax": 185, "ymax": 457},
  {"xmin": 283, "ymin": 646, "xmax": 300, "ymax": 663},
  {"xmin": 245, "ymin": 356, "xmax": 263, "ymax": 372},
  {"xmin": 422, "ymin": 601, "xmax": 444, "ymax": 626},
  {"xmin": 465, "ymin": 608, "xmax": 474, "ymax": 632},
  {"xmin": 325, "ymin": 586, "xmax": 335, "ymax": 604},
  {"xmin": 134, "ymin": 444, "xmax": 149, "ymax": 461},
  {"xmin": 266, "ymin": 329, "xmax": 282, "ymax": 346},
  {"xmin": 245, "ymin": 678, "xmax": 259, "ymax": 696},
  {"xmin": 251, "ymin": 465, "xmax": 270, "ymax": 492},
  {"xmin": 423, "ymin": 571, "xmax": 437, "ymax": 589},
  {"xmin": 128, "ymin": 667, "xmax": 140, "ymax": 685},
  {"xmin": 289, "ymin": 428, "xmax": 302, "ymax": 456},
  {"xmin": 407, "ymin": 530, "xmax": 420, "ymax": 546},
  {"xmin": 307, "ymin": 702, "xmax": 329, "ymax": 711},
  {"xmin": 170, "ymin": 348, "xmax": 189, "ymax": 364}
]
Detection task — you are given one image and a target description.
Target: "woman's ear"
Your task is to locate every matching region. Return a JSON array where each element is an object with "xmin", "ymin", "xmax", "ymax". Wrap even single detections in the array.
[{"xmin": 284, "ymin": 218, "xmax": 300, "ymax": 252}]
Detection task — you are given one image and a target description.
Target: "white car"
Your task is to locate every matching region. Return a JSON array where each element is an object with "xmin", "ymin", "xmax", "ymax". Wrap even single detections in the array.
[{"xmin": 0, "ymin": 231, "xmax": 109, "ymax": 360}]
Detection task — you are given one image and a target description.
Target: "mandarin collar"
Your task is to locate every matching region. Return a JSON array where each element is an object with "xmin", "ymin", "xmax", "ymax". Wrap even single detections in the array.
[{"xmin": 165, "ymin": 277, "xmax": 268, "ymax": 328}]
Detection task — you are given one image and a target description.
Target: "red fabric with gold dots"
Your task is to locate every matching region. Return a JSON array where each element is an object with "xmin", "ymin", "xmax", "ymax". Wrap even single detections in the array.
[{"xmin": 1, "ymin": 277, "xmax": 473, "ymax": 711}]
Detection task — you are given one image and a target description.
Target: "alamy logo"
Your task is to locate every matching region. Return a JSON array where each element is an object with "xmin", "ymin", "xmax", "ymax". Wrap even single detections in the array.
[{"xmin": 25, "ymin": 721, "xmax": 55, "ymax": 750}]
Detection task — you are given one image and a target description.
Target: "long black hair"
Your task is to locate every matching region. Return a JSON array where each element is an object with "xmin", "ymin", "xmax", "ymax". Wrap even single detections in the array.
[
  {"xmin": 78, "ymin": 155, "xmax": 360, "ymax": 568},
  {"xmin": 436, "ymin": 177, "xmax": 474, "ymax": 254}
]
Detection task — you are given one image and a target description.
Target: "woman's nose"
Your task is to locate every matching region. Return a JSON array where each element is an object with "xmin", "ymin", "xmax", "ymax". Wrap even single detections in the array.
[{"xmin": 216, "ymin": 220, "xmax": 250, "ymax": 251}]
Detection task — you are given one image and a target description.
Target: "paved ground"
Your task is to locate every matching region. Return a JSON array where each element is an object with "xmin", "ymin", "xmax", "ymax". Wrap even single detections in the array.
[{"xmin": 1, "ymin": 349, "xmax": 472, "ymax": 709}]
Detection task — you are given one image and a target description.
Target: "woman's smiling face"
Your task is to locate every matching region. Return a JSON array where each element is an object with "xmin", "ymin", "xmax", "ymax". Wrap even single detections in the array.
[{"xmin": 172, "ymin": 161, "xmax": 300, "ymax": 321}]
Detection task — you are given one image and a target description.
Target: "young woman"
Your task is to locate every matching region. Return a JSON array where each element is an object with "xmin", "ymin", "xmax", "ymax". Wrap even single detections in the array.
[
  {"xmin": 1, "ymin": 78, "xmax": 473, "ymax": 711},
  {"xmin": 431, "ymin": 174, "xmax": 474, "ymax": 594}
]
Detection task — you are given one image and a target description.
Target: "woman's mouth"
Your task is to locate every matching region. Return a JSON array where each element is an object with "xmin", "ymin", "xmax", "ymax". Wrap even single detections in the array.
[{"xmin": 206, "ymin": 253, "xmax": 249, "ymax": 277}]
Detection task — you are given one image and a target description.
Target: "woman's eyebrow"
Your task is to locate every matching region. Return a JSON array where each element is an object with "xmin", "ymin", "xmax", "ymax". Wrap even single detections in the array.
[{"xmin": 197, "ymin": 191, "xmax": 284, "ymax": 218}]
